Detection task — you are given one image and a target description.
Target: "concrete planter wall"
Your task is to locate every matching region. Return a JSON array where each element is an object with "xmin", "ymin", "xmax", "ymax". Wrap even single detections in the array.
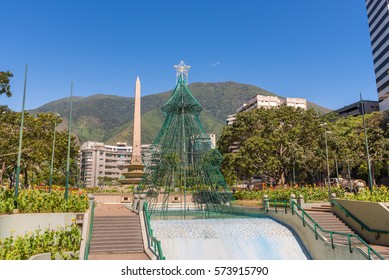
[
  {"xmin": 0, "ymin": 213, "xmax": 78, "ymax": 239},
  {"xmin": 28, "ymin": 252, "xmax": 76, "ymax": 260},
  {"xmin": 92, "ymin": 193, "xmax": 133, "ymax": 204}
]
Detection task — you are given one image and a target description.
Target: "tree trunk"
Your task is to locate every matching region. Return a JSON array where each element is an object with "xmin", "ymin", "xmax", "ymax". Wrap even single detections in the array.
[
  {"xmin": 371, "ymin": 160, "xmax": 376, "ymax": 186},
  {"xmin": 0, "ymin": 162, "xmax": 4, "ymax": 185},
  {"xmin": 24, "ymin": 167, "xmax": 28, "ymax": 188},
  {"xmin": 9, "ymin": 169, "xmax": 14, "ymax": 189}
]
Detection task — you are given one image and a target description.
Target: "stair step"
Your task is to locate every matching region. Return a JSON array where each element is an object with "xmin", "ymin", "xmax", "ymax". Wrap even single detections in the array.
[
  {"xmin": 94, "ymin": 216, "xmax": 139, "ymax": 219},
  {"xmin": 90, "ymin": 240, "xmax": 143, "ymax": 246},
  {"xmin": 92, "ymin": 230, "xmax": 141, "ymax": 235},
  {"xmin": 91, "ymin": 237, "xmax": 143, "ymax": 242},
  {"xmin": 93, "ymin": 222, "xmax": 140, "ymax": 227},
  {"xmin": 92, "ymin": 230, "xmax": 141, "ymax": 236},
  {"xmin": 89, "ymin": 248, "xmax": 145, "ymax": 254},
  {"xmin": 92, "ymin": 233, "xmax": 141, "ymax": 237},
  {"xmin": 92, "ymin": 229, "xmax": 141, "ymax": 233},
  {"xmin": 92, "ymin": 225, "xmax": 140, "ymax": 229},
  {"xmin": 310, "ymin": 221, "xmax": 345, "ymax": 225},
  {"xmin": 320, "ymin": 228, "xmax": 353, "ymax": 232},
  {"xmin": 90, "ymin": 245, "xmax": 144, "ymax": 252},
  {"xmin": 93, "ymin": 219, "xmax": 140, "ymax": 223}
]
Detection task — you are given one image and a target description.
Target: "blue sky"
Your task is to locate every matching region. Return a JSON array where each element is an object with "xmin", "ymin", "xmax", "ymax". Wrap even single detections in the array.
[{"xmin": 0, "ymin": 0, "xmax": 378, "ymax": 111}]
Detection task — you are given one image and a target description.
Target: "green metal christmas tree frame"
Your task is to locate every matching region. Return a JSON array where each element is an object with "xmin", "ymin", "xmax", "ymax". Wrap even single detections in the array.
[{"xmin": 139, "ymin": 61, "xmax": 232, "ymax": 216}]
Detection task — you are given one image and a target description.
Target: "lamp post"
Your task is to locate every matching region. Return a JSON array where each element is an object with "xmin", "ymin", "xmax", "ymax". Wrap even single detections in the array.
[
  {"xmin": 14, "ymin": 65, "xmax": 28, "ymax": 208},
  {"xmin": 65, "ymin": 82, "xmax": 73, "ymax": 201},
  {"xmin": 320, "ymin": 123, "xmax": 331, "ymax": 198},
  {"xmin": 360, "ymin": 94, "xmax": 373, "ymax": 191},
  {"xmin": 49, "ymin": 113, "xmax": 60, "ymax": 192}
]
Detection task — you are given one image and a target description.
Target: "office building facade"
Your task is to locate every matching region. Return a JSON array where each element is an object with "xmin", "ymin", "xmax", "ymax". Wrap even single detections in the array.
[
  {"xmin": 365, "ymin": 0, "xmax": 389, "ymax": 111},
  {"xmin": 332, "ymin": 100, "xmax": 379, "ymax": 117}
]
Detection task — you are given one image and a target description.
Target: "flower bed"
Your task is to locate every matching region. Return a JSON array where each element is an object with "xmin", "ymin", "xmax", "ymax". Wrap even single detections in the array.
[
  {"xmin": 233, "ymin": 185, "xmax": 389, "ymax": 203},
  {"xmin": 0, "ymin": 223, "xmax": 81, "ymax": 260},
  {"xmin": 0, "ymin": 188, "xmax": 89, "ymax": 215}
]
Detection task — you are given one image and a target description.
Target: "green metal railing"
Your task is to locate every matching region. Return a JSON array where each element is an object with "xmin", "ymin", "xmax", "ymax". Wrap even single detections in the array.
[
  {"xmin": 330, "ymin": 199, "xmax": 389, "ymax": 237},
  {"xmin": 143, "ymin": 202, "xmax": 165, "ymax": 260},
  {"xmin": 83, "ymin": 200, "xmax": 95, "ymax": 260},
  {"xmin": 265, "ymin": 199, "xmax": 289, "ymax": 214},
  {"xmin": 289, "ymin": 201, "xmax": 384, "ymax": 260}
]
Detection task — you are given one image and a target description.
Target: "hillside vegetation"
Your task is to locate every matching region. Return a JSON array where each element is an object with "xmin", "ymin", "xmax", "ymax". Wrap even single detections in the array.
[{"xmin": 30, "ymin": 81, "xmax": 331, "ymax": 144}]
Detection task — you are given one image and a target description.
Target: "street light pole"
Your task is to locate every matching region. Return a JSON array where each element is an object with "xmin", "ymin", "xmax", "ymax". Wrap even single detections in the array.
[
  {"xmin": 320, "ymin": 123, "xmax": 331, "ymax": 198},
  {"xmin": 14, "ymin": 65, "xmax": 28, "ymax": 208},
  {"xmin": 65, "ymin": 82, "xmax": 73, "ymax": 201},
  {"xmin": 49, "ymin": 114, "xmax": 60, "ymax": 192},
  {"xmin": 360, "ymin": 94, "xmax": 373, "ymax": 191}
]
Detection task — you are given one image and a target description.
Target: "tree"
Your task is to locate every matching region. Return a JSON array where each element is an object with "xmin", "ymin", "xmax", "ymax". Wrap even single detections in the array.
[
  {"xmin": 0, "ymin": 71, "xmax": 13, "ymax": 97},
  {"xmin": 219, "ymin": 106, "xmax": 327, "ymax": 184},
  {"xmin": 0, "ymin": 109, "xmax": 79, "ymax": 187},
  {"xmin": 218, "ymin": 105, "xmax": 389, "ymax": 186}
]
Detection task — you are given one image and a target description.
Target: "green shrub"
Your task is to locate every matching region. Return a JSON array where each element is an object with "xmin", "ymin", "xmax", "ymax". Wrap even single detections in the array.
[
  {"xmin": 0, "ymin": 223, "xmax": 81, "ymax": 260},
  {"xmin": 0, "ymin": 188, "xmax": 89, "ymax": 215},
  {"xmin": 233, "ymin": 185, "xmax": 389, "ymax": 203}
]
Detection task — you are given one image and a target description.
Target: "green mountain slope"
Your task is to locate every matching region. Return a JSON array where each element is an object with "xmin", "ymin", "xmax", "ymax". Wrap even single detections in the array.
[{"xmin": 30, "ymin": 81, "xmax": 331, "ymax": 145}]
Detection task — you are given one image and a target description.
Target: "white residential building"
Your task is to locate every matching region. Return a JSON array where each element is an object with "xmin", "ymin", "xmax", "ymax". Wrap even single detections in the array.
[
  {"xmin": 226, "ymin": 95, "xmax": 307, "ymax": 125},
  {"xmin": 79, "ymin": 141, "xmax": 150, "ymax": 187}
]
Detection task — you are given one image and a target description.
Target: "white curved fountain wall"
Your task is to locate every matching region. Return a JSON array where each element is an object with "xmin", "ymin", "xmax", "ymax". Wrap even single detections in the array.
[{"xmin": 151, "ymin": 217, "xmax": 310, "ymax": 260}]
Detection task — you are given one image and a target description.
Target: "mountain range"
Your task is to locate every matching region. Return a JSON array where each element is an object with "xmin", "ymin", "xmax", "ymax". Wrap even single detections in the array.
[{"xmin": 30, "ymin": 81, "xmax": 332, "ymax": 145}]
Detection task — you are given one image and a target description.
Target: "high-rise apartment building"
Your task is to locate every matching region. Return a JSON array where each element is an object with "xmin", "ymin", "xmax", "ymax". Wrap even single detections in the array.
[
  {"xmin": 365, "ymin": 0, "xmax": 389, "ymax": 111},
  {"xmin": 79, "ymin": 141, "xmax": 150, "ymax": 187}
]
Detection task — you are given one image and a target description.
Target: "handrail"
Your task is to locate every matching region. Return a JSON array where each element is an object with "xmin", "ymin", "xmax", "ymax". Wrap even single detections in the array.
[
  {"xmin": 290, "ymin": 201, "xmax": 384, "ymax": 260},
  {"xmin": 83, "ymin": 199, "xmax": 95, "ymax": 260},
  {"xmin": 265, "ymin": 199, "xmax": 289, "ymax": 214},
  {"xmin": 330, "ymin": 199, "xmax": 389, "ymax": 235},
  {"xmin": 143, "ymin": 202, "xmax": 165, "ymax": 260}
]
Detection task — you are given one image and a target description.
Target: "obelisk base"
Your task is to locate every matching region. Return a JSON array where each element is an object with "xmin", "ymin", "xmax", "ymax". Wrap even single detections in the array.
[{"xmin": 119, "ymin": 163, "xmax": 145, "ymax": 185}]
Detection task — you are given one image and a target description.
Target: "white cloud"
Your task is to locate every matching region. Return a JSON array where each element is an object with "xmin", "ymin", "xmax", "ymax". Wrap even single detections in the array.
[{"xmin": 210, "ymin": 61, "xmax": 221, "ymax": 68}]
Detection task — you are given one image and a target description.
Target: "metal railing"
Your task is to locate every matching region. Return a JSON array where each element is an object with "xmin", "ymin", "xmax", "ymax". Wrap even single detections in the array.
[
  {"xmin": 143, "ymin": 202, "xmax": 165, "ymax": 260},
  {"xmin": 264, "ymin": 199, "xmax": 289, "ymax": 213},
  {"xmin": 83, "ymin": 200, "xmax": 95, "ymax": 260},
  {"xmin": 330, "ymin": 199, "xmax": 389, "ymax": 237},
  {"xmin": 289, "ymin": 201, "xmax": 384, "ymax": 260}
]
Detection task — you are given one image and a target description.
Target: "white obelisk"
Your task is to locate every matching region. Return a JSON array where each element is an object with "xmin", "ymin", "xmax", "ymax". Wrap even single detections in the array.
[
  {"xmin": 131, "ymin": 76, "xmax": 142, "ymax": 164},
  {"xmin": 119, "ymin": 76, "xmax": 145, "ymax": 185}
]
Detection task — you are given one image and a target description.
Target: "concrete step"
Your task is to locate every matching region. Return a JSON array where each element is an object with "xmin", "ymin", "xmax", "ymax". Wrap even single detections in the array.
[
  {"xmin": 368, "ymin": 245, "xmax": 389, "ymax": 259},
  {"xmin": 94, "ymin": 215, "xmax": 139, "ymax": 219},
  {"xmin": 95, "ymin": 216, "xmax": 139, "ymax": 221},
  {"xmin": 304, "ymin": 208, "xmax": 331, "ymax": 212},
  {"xmin": 93, "ymin": 226, "xmax": 140, "ymax": 231},
  {"xmin": 320, "ymin": 228, "xmax": 354, "ymax": 233},
  {"xmin": 91, "ymin": 236, "xmax": 142, "ymax": 242},
  {"xmin": 92, "ymin": 224, "xmax": 141, "ymax": 230},
  {"xmin": 312, "ymin": 221, "xmax": 347, "ymax": 225},
  {"xmin": 90, "ymin": 244, "xmax": 144, "ymax": 252},
  {"xmin": 91, "ymin": 234, "xmax": 138, "ymax": 240},
  {"xmin": 93, "ymin": 218, "xmax": 140, "ymax": 223},
  {"xmin": 92, "ymin": 227, "xmax": 141, "ymax": 232},
  {"xmin": 90, "ymin": 239, "xmax": 143, "ymax": 245}
]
